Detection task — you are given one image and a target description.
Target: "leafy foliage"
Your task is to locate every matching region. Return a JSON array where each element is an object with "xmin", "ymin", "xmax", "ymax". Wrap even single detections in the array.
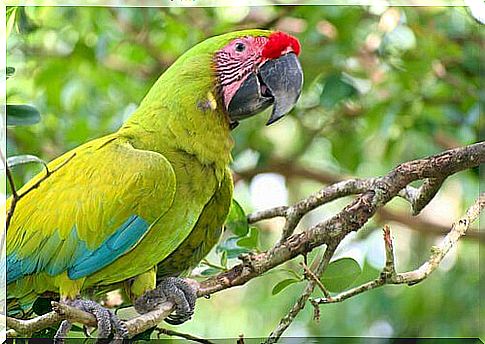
[
  {"xmin": 321, "ymin": 258, "xmax": 362, "ymax": 292},
  {"xmin": 272, "ymin": 278, "xmax": 301, "ymax": 296},
  {"xmin": 6, "ymin": 105, "xmax": 41, "ymax": 126},
  {"xmin": 225, "ymin": 199, "xmax": 249, "ymax": 236}
]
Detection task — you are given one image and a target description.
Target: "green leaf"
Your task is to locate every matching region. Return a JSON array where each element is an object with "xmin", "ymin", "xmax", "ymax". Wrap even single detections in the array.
[
  {"xmin": 6, "ymin": 6, "xmax": 17, "ymax": 21},
  {"xmin": 6, "ymin": 7, "xmax": 17, "ymax": 38},
  {"xmin": 220, "ymin": 250, "xmax": 228, "ymax": 268},
  {"xmin": 70, "ymin": 325, "xmax": 85, "ymax": 333},
  {"xmin": 32, "ymin": 327, "xmax": 57, "ymax": 339},
  {"xmin": 237, "ymin": 226, "xmax": 259, "ymax": 249},
  {"xmin": 321, "ymin": 258, "xmax": 362, "ymax": 292},
  {"xmin": 272, "ymin": 278, "xmax": 300, "ymax": 296},
  {"xmin": 320, "ymin": 74, "xmax": 358, "ymax": 109},
  {"xmin": 7, "ymin": 104, "xmax": 41, "ymax": 126},
  {"xmin": 7, "ymin": 66, "xmax": 15, "ymax": 79},
  {"xmin": 278, "ymin": 268, "xmax": 302, "ymax": 280},
  {"xmin": 330, "ymin": 134, "xmax": 362, "ymax": 172},
  {"xmin": 200, "ymin": 267, "xmax": 222, "ymax": 276},
  {"xmin": 225, "ymin": 199, "xmax": 249, "ymax": 236},
  {"xmin": 16, "ymin": 7, "xmax": 38, "ymax": 34},
  {"xmin": 216, "ymin": 236, "xmax": 251, "ymax": 259},
  {"xmin": 7, "ymin": 154, "xmax": 47, "ymax": 170}
]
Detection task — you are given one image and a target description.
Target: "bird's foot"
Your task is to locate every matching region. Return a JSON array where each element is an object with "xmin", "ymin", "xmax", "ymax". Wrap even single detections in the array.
[
  {"xmin": 134, "ymin": 277, "xmax": 198, "ymax": 325},
  {"xmin": 53, "ymin": 298, "xmax": 128, "ymax": 343}
]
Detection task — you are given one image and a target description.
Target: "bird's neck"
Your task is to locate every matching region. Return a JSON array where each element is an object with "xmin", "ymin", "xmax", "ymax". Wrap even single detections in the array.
[
  {"xmin": 118, "ymin": 94, "xmax": 234, "ymax": 173},
  {"xmin": 118, "ymin": 54, "xmax": 234, "ymax": 172}
]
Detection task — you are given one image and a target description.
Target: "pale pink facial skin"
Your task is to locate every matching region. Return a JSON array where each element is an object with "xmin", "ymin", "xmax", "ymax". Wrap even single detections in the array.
[{"xmin": 214, "ymin": 36, "xmax": 269, "ymax": 110}]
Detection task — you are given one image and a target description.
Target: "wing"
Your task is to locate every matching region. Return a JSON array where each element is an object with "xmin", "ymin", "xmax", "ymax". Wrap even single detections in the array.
[{"xmin": 6, "ymin": 135, "xmax": 176, "ymax": 284}]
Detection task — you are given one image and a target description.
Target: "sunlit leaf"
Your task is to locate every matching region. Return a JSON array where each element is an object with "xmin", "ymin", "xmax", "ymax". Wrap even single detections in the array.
[
  {"xmin": 70, "ymin": 325, "xmax": 85, "ymax": 333},
  {"xmin": 6, "ymin": 7, "xmax": 17, "ymax": 38},
  {"xmin": 200, "ymin": 267, "xmax": 222, "ymax": 276},
  {"xmin": 279, "ymin": 268, "xmax": 302, "ymax": 280},
  {"xmin": 7, "ymin": 104, "xmax": 41, "ymax": 126},
  {"xmin": 216, "ymin": 236, "xmax": 251, "ymax": 259},
  {"xmin": 16, "ymin": 7, "xmax": 38, "ymax": 34},
  {"xmin": 272, "ymin": 278, "xmax": 300, "ymax": 296},
  {"xmin": 225, "ymin": 199, "xmax": 249, "ymax": 236},
  {"xmin": 237, "ymin": 226, "xmax": 259, "ymax": 249},
  {"xmin": 220, "ymin": 250, "xmax": 228, "ymax": 268},
  {"xmin": 321, "ymin": 258, "xmax": 362, "ymax": 292}
]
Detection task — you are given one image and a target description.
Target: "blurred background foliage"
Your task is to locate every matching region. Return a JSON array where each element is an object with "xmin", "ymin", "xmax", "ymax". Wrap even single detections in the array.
[{"xmin": 6, "ymin": 5, "xmax": 483, "ymax": 340}]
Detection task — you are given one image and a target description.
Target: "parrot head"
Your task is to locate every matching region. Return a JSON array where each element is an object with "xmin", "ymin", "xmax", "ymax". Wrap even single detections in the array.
[
  {"xmin": 213, "ymin": 30, "xmax": 303, "ymax": 128},
  {"xmin": 135, "ymin": 30, "xmax": 303, "ymax": 136}
]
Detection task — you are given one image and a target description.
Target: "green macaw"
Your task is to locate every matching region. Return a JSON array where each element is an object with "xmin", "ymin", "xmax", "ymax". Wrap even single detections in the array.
[{"xmin": 6, "ymin": 29, "xmax": 303, "ymax": 338}]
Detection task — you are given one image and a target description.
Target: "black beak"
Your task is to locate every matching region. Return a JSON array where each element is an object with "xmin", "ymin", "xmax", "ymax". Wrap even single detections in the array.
[{"xmin": 227, "ymin": 53, "xmax": 303, "ymax": 126}]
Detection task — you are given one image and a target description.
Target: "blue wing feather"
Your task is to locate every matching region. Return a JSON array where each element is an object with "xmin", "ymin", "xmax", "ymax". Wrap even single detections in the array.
[
  {"xmin": 68, "ymin": 215, "xmax": 149, "ymax": 279},
  {"xmin": 6, "ymin": 215, "xmax": 150, "ymax": 283}
]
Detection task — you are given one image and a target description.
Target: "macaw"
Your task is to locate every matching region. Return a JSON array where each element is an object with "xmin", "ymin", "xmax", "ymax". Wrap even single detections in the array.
[{"xmin": 6, "ymin": 29, "xmax": 303, "ymax": 338}]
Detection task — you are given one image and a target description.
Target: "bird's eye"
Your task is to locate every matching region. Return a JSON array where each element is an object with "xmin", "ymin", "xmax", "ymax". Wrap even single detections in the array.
[{"xmin": 235, "ymin": 42, "xmax": 246, "ymax": 52}]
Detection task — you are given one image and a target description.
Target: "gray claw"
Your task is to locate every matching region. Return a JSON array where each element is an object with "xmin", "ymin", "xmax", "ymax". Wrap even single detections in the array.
[
  {"xmin": 134, "ymin": 277, "xmax": 197, "ymax": 325},
  {"xmin": 54, "ymin": 320, "xmax": 72, "ymax": 344},
  {"xmin": 53, "ymin": 299, "xmax": 128, "ymax": 342}
]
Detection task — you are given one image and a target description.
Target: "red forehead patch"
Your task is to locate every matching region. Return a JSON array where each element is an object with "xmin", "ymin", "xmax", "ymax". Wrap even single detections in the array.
[{"xmin": 262, "ymin": 31, "xmax": 301, "ymax": 59}]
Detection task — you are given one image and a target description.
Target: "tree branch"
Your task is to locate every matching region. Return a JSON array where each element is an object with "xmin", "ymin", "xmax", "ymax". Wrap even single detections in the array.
[
  {"xmin": 313, "ymin": 194, "xmax": 483, "ymax": 304},
  {"xmin": 265, "ymin": 243, "xmax": 338, "ymax": 344},
  {"xmin": 6, "ymin": 142, "xmax": 484, "ymax": 339},
  {"xmin": 238, "ymin": 153, "xmax": 482, "ymax": 241},
  {"xmin": 155, "ymin": 327, "xmax": 216, "ymax": 344},
  {"xmin": 398, "ymin": 176, "xmax": 447, "ymax": 215},
  {"xmin": 198, "ymin": 142, "xmax": 484, "ymax": 307},
  {"xmin": 5, "ymin": 301, "xmax": 175, "ymax": 338}
]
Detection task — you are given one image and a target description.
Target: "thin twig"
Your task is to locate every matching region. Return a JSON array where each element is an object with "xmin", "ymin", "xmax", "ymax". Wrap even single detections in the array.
[
  {"xmin": 393, "ymin": 193, "xmax": 484, "ymax": 285},
  {"xmin": 247, "ymin": 206, "xmax": 288, "ymax": 223},
  {"xmin": 238, "ymin": 158, "xmax": 483, "ymax": 241},
  {"xmin": 249, "ymin": 177, "xmax": 377, "ymax": 244},
  {"xmin": 278, "ymin": 178, "xmax": 377, "ymax": 242},
  {"xmin": 265, "ymin": 243, "xmax": 339, "ymax": 344},
  {"xmin": 201, "ymin": 258, "xmax": 227, "ymax": 271},
  {"xmin": 7, "ymin": 300, "xmax": 175, "ymax": 338},
  {"xmin": 5, "ymin": 153, "xmax": 76, "ymax": 231},
  {"xmin": 382, "ymin": 225, "xmax": 396, "ymax": 276},
  {"xmin": 299, "ymin": 261, "xmax": 331, "ymax": 299},
  {"xmin": 399, "ymin": 177, "xmax": 446, "ymax": 215},
  {"xmin": 156, "ymin": 327, "xmax": 216, "ymax": 344},
  {"xmin": 1, "ymin": 149, "xmax": 18, "ymax": 232}
]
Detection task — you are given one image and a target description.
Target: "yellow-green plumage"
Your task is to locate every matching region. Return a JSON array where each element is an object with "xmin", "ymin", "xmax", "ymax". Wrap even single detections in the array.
[{"xmin": 6, "ymin": 29, "xmax": 273, "ymax": 310}]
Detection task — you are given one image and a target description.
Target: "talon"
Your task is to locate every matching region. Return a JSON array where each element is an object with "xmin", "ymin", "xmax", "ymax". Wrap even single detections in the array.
[
  {"xmin": 53, "ymin": 299, "xmax": 128, "ymax": 341},
  {"xmin": 54, "ymin": 320, "xmax": 72, "ymax": 344},
  {"xmin": 134, "ymin": 277, "xmax": 197, "ymax": 325}
]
